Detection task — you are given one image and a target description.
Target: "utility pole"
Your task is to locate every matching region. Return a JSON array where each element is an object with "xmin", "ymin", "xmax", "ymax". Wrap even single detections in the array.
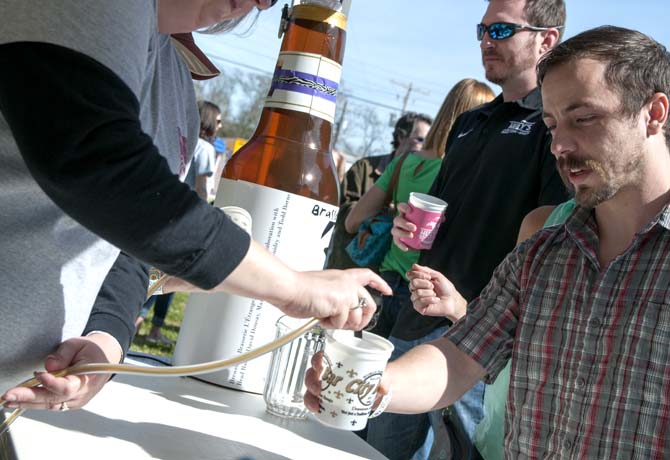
[
  {"xmin": 401, "ymin": 82, "xmax": 412, "ymax": 113},
  {"xmin": 391, "ymin": 80, "xmax": 430, "ymax": 114}
]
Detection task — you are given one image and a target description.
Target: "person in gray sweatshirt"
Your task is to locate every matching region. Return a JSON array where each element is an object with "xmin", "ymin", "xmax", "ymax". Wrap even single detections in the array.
[{"xmin": 0, "ymin": 0, "xmax": 387, "ymax": 413}]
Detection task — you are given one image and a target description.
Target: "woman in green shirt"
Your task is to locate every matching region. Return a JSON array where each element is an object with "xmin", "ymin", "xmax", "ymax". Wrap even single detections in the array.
[{"xmin": 345, "ymin": 79, "xmax": 495, "ymax": 338}]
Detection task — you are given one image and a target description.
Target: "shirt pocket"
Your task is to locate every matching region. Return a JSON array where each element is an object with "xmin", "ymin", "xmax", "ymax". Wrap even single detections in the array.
[{"xmin": 614, "ymin": 291, "xmax": 670, "ymax": 406}]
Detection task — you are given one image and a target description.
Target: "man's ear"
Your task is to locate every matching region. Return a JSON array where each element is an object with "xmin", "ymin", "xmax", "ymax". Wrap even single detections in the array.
[
  {"xmin": 647, "ymin": 92, "xmax": 669, "ymax": 137},
  {"xmin": 539, "ymin": 28, "xmax": 561, "ymax": 55}
]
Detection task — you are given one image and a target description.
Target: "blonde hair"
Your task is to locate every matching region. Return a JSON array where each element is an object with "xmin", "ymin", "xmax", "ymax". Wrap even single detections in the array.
[{"xmin": 423, "ymin": 78, "xmax": 495, "ymax": 157}]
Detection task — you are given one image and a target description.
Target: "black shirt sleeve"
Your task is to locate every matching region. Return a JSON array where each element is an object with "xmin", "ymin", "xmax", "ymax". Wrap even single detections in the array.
[
  {"xmin": 0, "ymin": 42, "xmax": 250, "ymax": 289},
  {"xmin": 83, "ymin": 252, "xmax": 149, "ymax": 356}
]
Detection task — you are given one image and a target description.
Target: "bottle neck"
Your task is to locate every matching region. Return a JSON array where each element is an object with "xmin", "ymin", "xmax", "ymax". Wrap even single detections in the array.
[{"xmin": 256, "ymin": 5, "xmax": 346, "ymax": 137}]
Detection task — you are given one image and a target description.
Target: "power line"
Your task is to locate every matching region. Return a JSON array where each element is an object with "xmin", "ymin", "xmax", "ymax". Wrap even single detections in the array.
[
  {"xmin": 205, "ymin": 54, "xmax": 405, "ymax": 112},
  {"xmin": 344, "ymin": 94, "xmax": 402, "ymax": 112},
  {"xmin": 345, "ymin": 56, "xmax": 450, "ymax": 93}
]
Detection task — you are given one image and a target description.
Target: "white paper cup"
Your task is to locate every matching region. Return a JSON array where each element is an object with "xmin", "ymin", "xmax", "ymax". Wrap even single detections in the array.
[{"xmin": 314, "ymin": 330, "xmax": 394, "ymax": 431}]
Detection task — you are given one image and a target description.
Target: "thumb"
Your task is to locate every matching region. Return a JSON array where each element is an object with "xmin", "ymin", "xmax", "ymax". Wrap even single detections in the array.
[{"xmin": 44, "ymin": 340, "xmax": 81, "ymax": 372}]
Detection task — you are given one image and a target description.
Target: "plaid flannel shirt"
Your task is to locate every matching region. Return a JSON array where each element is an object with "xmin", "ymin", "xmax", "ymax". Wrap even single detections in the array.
[{"xmin": 447, "ymin": 205, "xmax": 670, "ymax": 459}]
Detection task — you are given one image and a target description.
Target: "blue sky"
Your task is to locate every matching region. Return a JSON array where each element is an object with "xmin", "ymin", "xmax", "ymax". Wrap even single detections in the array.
[{"xmin": 196, "ymin": 1, "xmax": 670, "ymax": 155}]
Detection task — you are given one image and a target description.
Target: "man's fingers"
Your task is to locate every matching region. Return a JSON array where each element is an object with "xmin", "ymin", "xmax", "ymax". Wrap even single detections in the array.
[
  {"xmin": 311, "ymin": 352, "xmax": 324, "ymax": 374},
  {"xmin": 304, "ymin": 367, "xmax": 321, "ymax": 395},
  {"xmin": 409, "ymin": 277, "xmax": 433, "ymax": 292},
  {"xmin": 304, "ymin": 388, "xmax": 320, "ymax": 412},
  {"xmin": 412, "ymin": 297, "xmax": 441, "ymax": 316},
  {"xmin": 415, "ymin": 287, "xmax": 438, "ymax": 299},
  {"xmin": 304, "ymin": 361, "xmax": 323, "ymax": 413}
]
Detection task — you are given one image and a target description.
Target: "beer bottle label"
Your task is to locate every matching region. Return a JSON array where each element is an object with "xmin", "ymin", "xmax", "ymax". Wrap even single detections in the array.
[
  {"xmin": 265, "ymin": 51, "xmax": 341, "ymax": 123},
  {"xmin": 216, "ymin": 179, "xmax": 338, "ymax": 266},
  {"xmin": 174, "ymin": 179, "xmax": 338, "ymax": 393}
]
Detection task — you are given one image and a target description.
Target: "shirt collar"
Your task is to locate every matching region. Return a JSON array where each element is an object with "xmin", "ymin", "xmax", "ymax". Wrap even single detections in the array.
[
  {"xmin": 479, "ymin": 87, "xmax": 542, "ymax": 117},
  {"xmin": 170, "ymin": 33, "xmax": 220, "ymax": 81},
  {"xmin": 564, "ymin": 205, "xmax": 595, "ymax": 236},
  {"xmin": 565, "ymin": 202, "xmax": 670, "ymax": 241},
  {"xmin": 642, "ymin": 204, "xmax": 670, "ymax": 233},
  {"xmin": 516, "ymin": 87, "xmax": 542, "ymax": 111}
]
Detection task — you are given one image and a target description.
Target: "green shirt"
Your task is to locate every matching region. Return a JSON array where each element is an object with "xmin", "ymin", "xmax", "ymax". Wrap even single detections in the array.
[{"xmin": 375, "ymin": 152, "xmax": 443, "ymax": 278}]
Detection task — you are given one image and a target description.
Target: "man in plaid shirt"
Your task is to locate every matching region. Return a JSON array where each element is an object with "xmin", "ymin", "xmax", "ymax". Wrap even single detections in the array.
[{"xmin": 304, "ymin": 26, "xmax": 670, "ymax": 458}]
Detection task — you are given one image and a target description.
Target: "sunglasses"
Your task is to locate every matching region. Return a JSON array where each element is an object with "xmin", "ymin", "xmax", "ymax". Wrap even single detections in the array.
[
  {"xmin": 412, "ymin": 137, "xmax": 425, "ymax": 143},
  {"xmin": 477, "ymin": 22, "xmax": 562, "ymax": 41}
]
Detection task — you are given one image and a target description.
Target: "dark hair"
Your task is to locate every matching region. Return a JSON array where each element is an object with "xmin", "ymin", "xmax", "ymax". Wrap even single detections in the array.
[
  {"xmin": 392, "ymin": 112, "xmax": 433, "ymax": 150},
  {"xmin": 423, "ymin": 79, "xmax": 495, "ymax": 156},
  {"xmin": 198, "ymin": 100, "xmax": 222, "ymax": 139},
  {"xmin": 486, "ymin": 0, "xmax": 566, "ymax": 41},
  {"xmin": 537, "ymin": 26, "xmax": 670, "ymax": 145}
]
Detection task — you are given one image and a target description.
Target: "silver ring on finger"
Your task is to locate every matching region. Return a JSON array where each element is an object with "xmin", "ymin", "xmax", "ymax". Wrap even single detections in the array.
[{"xmin": 350, "ymin": 297, "xmax": 366, "ymax": 311}]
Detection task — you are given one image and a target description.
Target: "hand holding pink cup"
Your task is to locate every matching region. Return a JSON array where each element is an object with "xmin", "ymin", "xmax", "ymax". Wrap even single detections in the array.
[{"xmin": 399, "ymin": 192, "xmax": 448, "ymax": 250}]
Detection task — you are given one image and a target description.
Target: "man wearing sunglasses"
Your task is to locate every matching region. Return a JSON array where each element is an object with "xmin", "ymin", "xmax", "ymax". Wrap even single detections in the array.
[
  {"xmin": 0, "ymin": 0, "xmax": 387, "ymax": 417},
  {"xmin": 366, "ymin": 1, "xmax": 568, "ymax": 459}
]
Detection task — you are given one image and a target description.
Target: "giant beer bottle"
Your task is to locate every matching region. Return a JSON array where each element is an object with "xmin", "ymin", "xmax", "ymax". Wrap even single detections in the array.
[{"xmin": 173, "ymin": 0, "xmax": 349, "ymax": 393}]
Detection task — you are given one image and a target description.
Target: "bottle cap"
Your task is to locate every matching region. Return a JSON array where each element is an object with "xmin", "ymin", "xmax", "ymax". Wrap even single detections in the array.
[{"xmin": 221, "ymin": 206, "xmax": 252, "ymax": 235}]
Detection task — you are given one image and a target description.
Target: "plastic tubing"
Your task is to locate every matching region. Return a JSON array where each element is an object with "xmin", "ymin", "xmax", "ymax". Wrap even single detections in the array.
[{"xmin": 0, "ymin": 274, "xmax": 321, "ymax": 434}]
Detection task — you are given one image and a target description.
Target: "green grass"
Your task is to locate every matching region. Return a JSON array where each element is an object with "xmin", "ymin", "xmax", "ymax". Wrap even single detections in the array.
[{"xmin": 130, "ymin": 292, "xmax": 188, "ymax": 358}]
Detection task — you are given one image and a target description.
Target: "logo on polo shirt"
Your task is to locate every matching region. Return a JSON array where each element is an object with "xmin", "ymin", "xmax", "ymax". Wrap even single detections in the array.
[
  {"xmin": 457, "ymin": 129, "xmax": 474, "ymax": 139},
  {"xmin": 501, "ymin": 120, "xmax": 535, "ymax": 135}
]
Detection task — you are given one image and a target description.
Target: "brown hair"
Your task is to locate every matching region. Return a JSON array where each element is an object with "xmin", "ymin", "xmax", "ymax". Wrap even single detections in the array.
[
  {"xmin": 524, "ymin": 0, "xmax": 566, "ymax": 41},
  {"xmin": 537, "ymin": 26, "xmax": 670, "ymax": 146},
  {"xmin": 423, "ymin": 79, "xmax": 495, "ymax": 156},
  {"xmin": 197, "ymin": 100, "xmax": 222, "ymax": 140},
  {"xmin": 486, "ymin": 0, "xmax": 566, "ymax": 41}
]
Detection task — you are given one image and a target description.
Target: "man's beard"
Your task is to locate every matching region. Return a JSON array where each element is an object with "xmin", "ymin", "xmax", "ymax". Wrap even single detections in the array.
[
  {"xmin": 482, "ymin": 38, "xmax": 535, "ymax": 85},
  {"xmin": 575, "ymin": 183, "xmax": 617, "ymax": 209},
  {"xmin": 559, "ymin": 150, "xmax": 644, "ymax": 210}
]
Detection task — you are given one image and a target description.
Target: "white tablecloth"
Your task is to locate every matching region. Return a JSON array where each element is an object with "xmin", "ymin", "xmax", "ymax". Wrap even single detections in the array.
[{"xmin": 6, "ymin": 359, "xmax": 387, "ymax": 460}]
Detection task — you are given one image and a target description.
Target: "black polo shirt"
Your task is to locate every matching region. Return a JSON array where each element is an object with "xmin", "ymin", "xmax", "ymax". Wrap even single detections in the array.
[{"xmin": 392, "ymin": 88, "xmax": 569, "ymax": 340}]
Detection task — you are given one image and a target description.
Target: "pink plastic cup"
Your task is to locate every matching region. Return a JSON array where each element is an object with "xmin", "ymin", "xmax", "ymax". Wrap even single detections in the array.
[{"xmin": 399, "ymin": 192, "xmax": 448, "ymax": 250}]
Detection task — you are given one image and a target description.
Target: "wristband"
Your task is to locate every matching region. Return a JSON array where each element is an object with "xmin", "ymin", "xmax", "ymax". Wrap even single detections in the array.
[{"xmin": 368, "ymin": 389, "xmax": 392, "ymax": 419}]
